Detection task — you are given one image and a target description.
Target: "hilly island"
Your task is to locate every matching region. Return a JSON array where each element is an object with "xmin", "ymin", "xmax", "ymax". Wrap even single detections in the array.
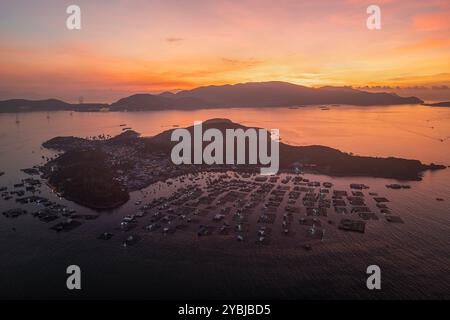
[
  {"xmin": 40, "ymin": 119, "xmax": 445, "ymax": 210},
  {"xmin": 0, "ymin": 82, "xmax": 423, "ymax": 112}
]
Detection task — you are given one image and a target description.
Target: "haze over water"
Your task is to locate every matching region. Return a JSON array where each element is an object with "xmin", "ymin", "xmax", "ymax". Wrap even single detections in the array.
[{"xmin": 1, "ymin": 104, "xmax": 449, "ymax": 164}]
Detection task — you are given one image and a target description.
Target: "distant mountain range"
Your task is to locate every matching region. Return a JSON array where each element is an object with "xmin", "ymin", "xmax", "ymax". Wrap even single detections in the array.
[{"xmin": 0, "ymin": 81, "xmax": 424, "ymax": 113}]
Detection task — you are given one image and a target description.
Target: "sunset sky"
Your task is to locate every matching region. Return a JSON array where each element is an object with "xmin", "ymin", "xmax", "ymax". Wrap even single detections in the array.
[{"xmin": 1, "ymin": 0, "xmax": 450, "ymax": 102}]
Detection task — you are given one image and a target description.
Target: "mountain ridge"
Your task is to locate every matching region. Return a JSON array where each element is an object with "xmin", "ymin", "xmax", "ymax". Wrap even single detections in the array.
[{"xmin": 1, "ymin": 81, "xmax": 424, "ymax": 112}]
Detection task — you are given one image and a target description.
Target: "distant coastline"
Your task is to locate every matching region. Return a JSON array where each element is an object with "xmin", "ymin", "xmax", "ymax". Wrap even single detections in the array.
[
  {"xmin": 0, "ymin": 81, "xmax": 424, "ymax": 113},
  {"xmin": 424, "ymin": 101, "xmax": 450, "ymax": 107}
]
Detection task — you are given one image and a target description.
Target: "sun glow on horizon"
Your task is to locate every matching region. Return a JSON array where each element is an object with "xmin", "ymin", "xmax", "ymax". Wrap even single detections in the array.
[{"xmin": 0, "ymin": 0, "xmax": 449, "ymax": 102}]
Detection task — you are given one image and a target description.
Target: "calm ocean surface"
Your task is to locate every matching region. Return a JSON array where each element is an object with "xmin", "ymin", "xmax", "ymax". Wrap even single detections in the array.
[{"xmin": 0, "ymin": 105, "xmax": 449, "ymax": 299}]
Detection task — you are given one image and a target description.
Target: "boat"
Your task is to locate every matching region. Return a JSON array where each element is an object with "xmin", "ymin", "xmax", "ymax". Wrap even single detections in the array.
[
  {"xmin": 135, "ymin": 211, "xmax": 144, "ymax": 218},
  {"xmin": 146, "ymin": 223, "xmax": 161, "ymax": 231},
  {"xmin": 213, "ymin": 214, "xmax": 225, "ymax": 221},
  {"xmin": 98, "ymin": 232, "xmax": 113, "ymax": 240},
  {"xmin": 122, "ymin": 215, "xmax": 136, "ymax": 223},
  {"xmin": 123, "ymin": 235, "xmax": 140, "ymax": 246},
  {"xmin": 350, "ymin": 183, "xmax": 369, "ymax": 190}
]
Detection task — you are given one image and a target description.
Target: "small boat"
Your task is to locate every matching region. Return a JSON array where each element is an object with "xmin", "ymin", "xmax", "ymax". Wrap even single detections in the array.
[
  {"xmin": 145, "ymin": 223, "xmax": 161, "ymax": 231},
  {"xmin": 213, "ymin": 214, "xmax": 225, "ymax": 221},
  {"xmin": 122, "ymin": 215, "xmax": 135, "ymax": 223},
  {"xmin": 123, "ymin": 235, "xmax": 140, "ymax": 246},
  {"xmin": 135, "ymin": 211, "xmax": 144, "ymax": 218},
  {"xmin": 350, "ymin": 183, "xmax": 369, "ymax": 190},
  {"xmin": 98, "ymin": 232, "xmax": 113, "ymax": 240}
]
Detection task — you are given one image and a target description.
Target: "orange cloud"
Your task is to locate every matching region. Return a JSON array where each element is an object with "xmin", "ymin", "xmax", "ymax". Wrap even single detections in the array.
[{"xmin": 166, "ymin": 37, "xmax": 184, "ymax": 43}]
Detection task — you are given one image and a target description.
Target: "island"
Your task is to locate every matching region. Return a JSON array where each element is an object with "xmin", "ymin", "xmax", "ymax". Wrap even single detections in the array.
[{"xmin": 424, "ymin": 101, "xmax": 450, "ymax": 107}]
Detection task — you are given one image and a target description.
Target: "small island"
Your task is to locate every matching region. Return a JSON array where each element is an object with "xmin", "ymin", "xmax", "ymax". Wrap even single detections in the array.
[{"xmin": 424, "ymin": 101, "xmax": 450, "ymax": 107}]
